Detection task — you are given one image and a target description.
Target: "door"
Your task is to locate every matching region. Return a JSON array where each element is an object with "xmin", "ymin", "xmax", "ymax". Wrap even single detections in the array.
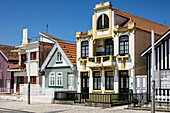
[
  {"xmin": 81, "ymin": 72, "xmax": 89, "ymax": 99},
  {"xmin": 136, "ymin": 76, "xmax": 147, "ymax": 102},
  {"xmin": 119, "ymin": 71, "xmax": 129, "ymax": 93},
  {"xmin": 7, "ymin": 80, "xmax": 10, "ymax": 93},
  {"xmin": 119, "ymin": 71, "xmax": 129, "ymax": 101},
  {"xmin": 17, "ymin": 77, "xmax": 24, "ymax": 92},
  {"xmin": 68, "ymin": 73, "xmax": 74, "ymax": 89},
  {"xmin": 136, "ymin": 76, "xmax": 147, "ymax": 93}
]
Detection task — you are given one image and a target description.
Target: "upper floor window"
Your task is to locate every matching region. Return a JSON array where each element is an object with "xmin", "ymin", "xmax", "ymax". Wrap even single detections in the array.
[
  {"xmin": 49, "ymin": 72, "xmax": 55, "ymax": 86},
  {"xmin": 30, "ymin": 76, "xmax": 36, "ymax": 84},
  {"xmin": 81, "ymin": 41, "xmax": 89, "ymax": 59},
  {"xmin": 30, "ymin": 52, "xmax": 36, "ymax": 60},
  {"xmin": 56, "ymin": 52, "xmax": 62, "ymax": 61},
  {"xmin": 97, "ymin": 14, "xmax": 109, "ymax": 30},
  {"xmin": 21, "ymin": 54, "xmax": 26, "ymax": 62},
  {"xmin": 56, "ymin": 72, "xmax": 63, "ymax": 86},
  {"xmin": 105, "ymin": 39, "xmax": 113, "ymax": 55},
  {"xmin": 119, "ymin": 35, "xmax": 129, "ymax": 56}
]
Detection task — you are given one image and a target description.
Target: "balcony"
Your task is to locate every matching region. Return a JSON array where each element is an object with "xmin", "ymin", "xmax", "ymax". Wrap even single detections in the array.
[
  {"xmin": 8, "ymin": 64, "xmax": 19, "ymax": 69},
  {"xmin": 86, "ymin": 55, "xmax": 116, "ymax": 68},
  {"xmin": 8, "ymin": 63, "xmax": 26, "ymax": 71}
]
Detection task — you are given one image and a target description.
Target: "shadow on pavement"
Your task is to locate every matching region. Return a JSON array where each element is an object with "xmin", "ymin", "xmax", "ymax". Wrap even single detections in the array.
[{"xmin": 0, "ymin": 107, "xmax": 34, "ymax": 113}]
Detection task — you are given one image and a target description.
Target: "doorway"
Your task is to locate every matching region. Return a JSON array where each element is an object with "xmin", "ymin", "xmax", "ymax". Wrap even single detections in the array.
[
  {"xmin": 17, "ymin": 77, "xmax": 24, "ymax": 92},
  {"xmin": 119, "ymin": 70, "xmax": 129, "ymax": 100},
  {"xmin": 81, "ymin": 72, "xmax": 89, "ymax": 99}
]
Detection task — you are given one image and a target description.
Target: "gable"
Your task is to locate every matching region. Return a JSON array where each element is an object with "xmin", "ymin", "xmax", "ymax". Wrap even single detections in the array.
[{"xmin": 46, "ymin": 49, "xmax": 70, "ymax": 68}]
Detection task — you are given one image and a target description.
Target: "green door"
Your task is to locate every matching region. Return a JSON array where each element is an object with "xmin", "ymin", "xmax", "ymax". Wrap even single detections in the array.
[
  {"xmin": 81, "ymin": 72, "xmax": 89, "ymax": 99},
  {"xmin": 119, "ymin": 71, "xmax": 129, "ymax": 101}
]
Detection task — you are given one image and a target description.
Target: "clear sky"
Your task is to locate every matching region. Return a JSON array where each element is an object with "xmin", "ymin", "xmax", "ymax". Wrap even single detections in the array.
[{"xmin": 0, "ymin": 0, "xmax": 170, "ymax": 46}]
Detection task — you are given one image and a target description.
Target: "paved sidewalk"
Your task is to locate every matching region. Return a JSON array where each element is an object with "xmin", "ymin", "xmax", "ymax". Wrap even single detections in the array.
[
  {"xmin": 0, "ymin": 99, "xmax": 168, "ymax": 113},
  {"xmin": 0, "ymin": 94, "xmax": 53, "ymax": 103}
]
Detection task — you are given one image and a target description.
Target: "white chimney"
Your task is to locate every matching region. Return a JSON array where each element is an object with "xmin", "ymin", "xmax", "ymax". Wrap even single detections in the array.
[{"xmin": 22, "ymin": 28, "xmax": 28, "ymax": 45}]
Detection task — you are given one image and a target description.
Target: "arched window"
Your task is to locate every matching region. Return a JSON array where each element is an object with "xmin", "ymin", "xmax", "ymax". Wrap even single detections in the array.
[
  {"xmin": 97, "ymin": 14, "xmax": 109, "ymax": 30},
  {"xmin": 81, "ymin": 41, "xmax": 89, "ymax": 58},
  {"xmin": 105, "ymin": 39, "xmax": 113, "ymax": 55},
  {"xmin": 119, "ymin": 35, "xmax": 129, "ymax": 56}
]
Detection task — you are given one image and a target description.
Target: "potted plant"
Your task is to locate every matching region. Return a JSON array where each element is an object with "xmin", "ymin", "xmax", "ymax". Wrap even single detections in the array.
[
  {"xmin": 96, "ymin": 60, "xmax": 101, "ymax": 64},
  {"xmin": 132, "ymin": 96, "xmax": 138, "ymax": 107}
]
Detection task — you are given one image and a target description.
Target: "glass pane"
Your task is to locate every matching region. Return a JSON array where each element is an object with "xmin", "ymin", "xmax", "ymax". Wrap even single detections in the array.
[
  {"xmin": 94, "ymin": 78, "xmax": 97, "ymax": 89},
  {"xmin": 97, "ymin": 16, "xmax": 102, "ymax": 30},
  {"xmin": 104, "ymin": 14, "xmax": 109, "ymax": 28},
  {"xmin": 98, "ymin": 78, "xmax": 101, "ymax": 89},
  {"xmin": 87, "ymin": 78, "xmax": 89, "ymax": 87},
  {"xmin": 83, "ymin": 78, "xmax": 85, "ymax": 87},
  {"xmin": 121, "ymin": 78, "xmax": 123, "ymax": 88},
  {"xmin": 126, "ymin": 78, "xmax": 129, "ymax": 88}
]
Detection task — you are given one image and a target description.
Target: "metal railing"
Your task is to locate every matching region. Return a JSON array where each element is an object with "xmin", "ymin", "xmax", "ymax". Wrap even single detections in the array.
[
  {"xmin": 0, "ymin": 88, "xmax": 11, "ymax": 94},
  {"xmin": 55, "ymin": 92, "xmax": 147, "ymax": 105},
  {"xmin": 87, "ymin": 55, "xmax": 116, "ymax": 63}
]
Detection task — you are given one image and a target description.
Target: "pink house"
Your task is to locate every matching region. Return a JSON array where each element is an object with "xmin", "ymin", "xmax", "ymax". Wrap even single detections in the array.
[{"xmin": 0, "ymin": 44, "xmax": 18, "ymax": 93}]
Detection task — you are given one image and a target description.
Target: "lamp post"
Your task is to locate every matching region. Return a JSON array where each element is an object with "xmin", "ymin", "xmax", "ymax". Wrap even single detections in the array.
[
  {"xmin": 151, "ymin": 30, "xmax": 155, "ymax": 113},
  {"xmin": 28, "ymin": 49, "xmax": 30, "ymax": 104}
]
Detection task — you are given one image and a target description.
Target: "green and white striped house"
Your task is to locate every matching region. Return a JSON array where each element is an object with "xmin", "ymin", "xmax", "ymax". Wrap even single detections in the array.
[{"xmin": 40, "ymin": 32, "xmax": 77, "ymax": 91}]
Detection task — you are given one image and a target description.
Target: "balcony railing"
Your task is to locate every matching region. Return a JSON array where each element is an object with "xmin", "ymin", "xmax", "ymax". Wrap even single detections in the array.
[
  {"xmin": 8, "ymin": 64, "xmax": 19, "ymax": 69},
  {"xmin": 96, "ymin": 52, "xmax": 114, "ymax": 56},
  {"xmin": 8, "ymin": 63, "xmax": 26, "ymax": 71},
  {"xmin": 87, "ymin": 55, "xmax": 116, "ymax": 63}
]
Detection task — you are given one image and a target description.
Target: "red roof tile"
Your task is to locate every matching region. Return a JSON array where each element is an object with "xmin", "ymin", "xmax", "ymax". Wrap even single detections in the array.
[
  {"xmin": 113, "ymin": 8, "xmax": 170, "ymax": 36},
  {"xmin": 0, "ymin": 44, "xmax": 18, "ymax": 61}
]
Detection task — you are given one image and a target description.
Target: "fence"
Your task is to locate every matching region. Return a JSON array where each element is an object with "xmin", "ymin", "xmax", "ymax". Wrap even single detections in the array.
[
  {"xmin": 54, "ymin": 92, "xmax": 150, "ymax": 105},
  {"xmin": 155, "ymin": 88, "xmax": 170, "ymax": 102},
  {"xmin": 0, "ymin": 88, "xmax": 13, "ymax": 94},
  {"xmin": 20, "ymin": 85, "xmax": 76, "ymax": 98},
  {"xmin": 133, "ymin": 93, "xmax": 148, "ymax": 103}
]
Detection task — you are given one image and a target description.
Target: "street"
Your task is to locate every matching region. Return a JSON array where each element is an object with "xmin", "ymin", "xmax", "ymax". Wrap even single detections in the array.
[{"xmin": 0, "ymin": 99, "xmax": 167, "ymax": 113}]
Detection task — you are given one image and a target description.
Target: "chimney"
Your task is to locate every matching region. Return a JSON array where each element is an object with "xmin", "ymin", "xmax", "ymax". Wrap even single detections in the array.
[{"xmin": 22, "ymin": 28, "xmax": 28, "ymax": 45}]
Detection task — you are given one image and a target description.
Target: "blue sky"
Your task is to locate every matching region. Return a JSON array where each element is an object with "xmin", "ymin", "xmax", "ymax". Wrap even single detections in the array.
[{"xmin": 0, "ymin": 0, "xmax": 170, "ymax": 46}]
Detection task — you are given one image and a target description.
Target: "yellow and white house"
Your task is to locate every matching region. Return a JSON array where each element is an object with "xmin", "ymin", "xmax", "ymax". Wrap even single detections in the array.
[{"xmin": 76, "ymin": 1, "xmax": 169, "ymax": 98}]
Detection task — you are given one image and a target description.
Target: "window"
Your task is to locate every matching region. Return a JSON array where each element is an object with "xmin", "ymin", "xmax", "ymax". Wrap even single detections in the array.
[
  {"xmin": 21, "ymin": 54, "xmax": 26, "ymax": 61},
  {"xmin": 30, "ymin": 52, "xmax": 36, "ymax": 60},
  {"xmin": 81, "ymin": 41, "xmax": 89, "ymax": 58},
  {"xmin": 97, "ymin": 14, "xmax": 109, "ymax": 30},
  {"xmin": 56, "ymin": 72, "xmax": 63, "ymax": 86},
  {"xmin": 119, "ymin": 35, "xmax": 129, "ymax": 56},
  {"xmin": 56, "ymin": 52, "xmax": 62, "ymax": 61},
  {"xmin": 105, "ymin": 71, "xmax": 114, "ymax": 90},
  {"xmin": 68, "ymin": 74, "xmax": 74, "ymax": 88},
  {"xmin": 105, "ymin": 39, "xmax": 113, "ymax": 55},
  {"xmin": 30, "ymin": 76, "xmax": 36, "ymax": 84},
  {"xmin": 49, "ymin": 72, "xmax": 55, "ymax": 86},
  {"xmin": 93, "ymin": 71, "xmax": 101, "ymax": 90}
]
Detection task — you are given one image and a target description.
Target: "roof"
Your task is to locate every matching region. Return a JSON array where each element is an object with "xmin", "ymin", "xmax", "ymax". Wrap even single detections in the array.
[
  {"xmin": 113, "ymin": 8, "xmax": 170, "ymax": 36},
  {"xmin": 141, "ymin": 29, "xmax": 170, "ymax": 56},
  {"xmin": 0, "ymin": 44, "xmax": 18, "ymax": 61},
  {"xmin": 57, "ymin": 41, "xmax": 77, "ymax": 65},
  {"xmin": 39, "ymin": 32, "xmax": 77, "ymax": 65}
]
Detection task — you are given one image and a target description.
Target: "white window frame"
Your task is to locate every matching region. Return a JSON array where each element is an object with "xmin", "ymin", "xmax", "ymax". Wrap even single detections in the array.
[
  {"xmin": 68, "ymin": 74, "xmax": 74, "ymax": 89},
  {"xmin": 56, "ymin": 52, "xmax": 62, "ymax": 62},
  {"xmin": 56, "ymin": 72, "xmax": 63, "ymax": 86},
  {"xmin": 49, "ymin": 72, "xmax": 55, "ymax": 86}
]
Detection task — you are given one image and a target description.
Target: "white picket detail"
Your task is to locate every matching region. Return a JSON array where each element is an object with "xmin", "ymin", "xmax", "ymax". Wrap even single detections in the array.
[{"xmin": 155, "ymin": 89, "xmax": 170, "ymax": 102}]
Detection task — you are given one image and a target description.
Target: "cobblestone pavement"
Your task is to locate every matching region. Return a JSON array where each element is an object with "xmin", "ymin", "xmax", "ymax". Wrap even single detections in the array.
[{"xmin": 0, "ymin": 99, "xmax": 167, "ymax": 113}]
